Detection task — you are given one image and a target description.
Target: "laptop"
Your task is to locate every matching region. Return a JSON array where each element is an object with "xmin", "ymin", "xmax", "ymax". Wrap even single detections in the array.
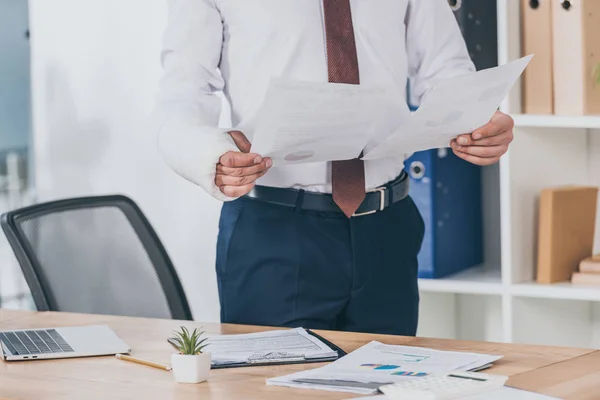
[{"xmin": 0, "ymin": 325, "xmax": 131, "ymax": 361}]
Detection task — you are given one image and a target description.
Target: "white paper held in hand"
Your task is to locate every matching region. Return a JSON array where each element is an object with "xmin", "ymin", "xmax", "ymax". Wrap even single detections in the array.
[
  {"xmin": 249, "ymin": 77, "xmax": 397, "ymax": 166},
  {"xmin": 362, "ymin": 55, "xmax": 533, "ymax": 160}
]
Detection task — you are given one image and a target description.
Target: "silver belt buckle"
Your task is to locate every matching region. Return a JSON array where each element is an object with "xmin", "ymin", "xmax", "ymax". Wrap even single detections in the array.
[{"xmin": 352, "ymin": 187, "xmax": 386, "ymax": 217}]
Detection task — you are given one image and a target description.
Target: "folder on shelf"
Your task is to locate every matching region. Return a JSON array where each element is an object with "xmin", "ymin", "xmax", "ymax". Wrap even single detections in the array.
[
  {"xmin": 536, "ymin": 186, "xmax": 598, "ymax": 284},
  {"xmin": 521, "ymin": 0, "xmax": 554, "ymax": 114},
  {"xmin": 449, "ymin": 0, "xmax": 498, "ymax": 71},
  {"xmin": 406, "ymin": 149, "xmax": 483, "ymax": 279},
  {"xmin": 552, "ymin": 0, "xmax": 600, "ymax": 115}
]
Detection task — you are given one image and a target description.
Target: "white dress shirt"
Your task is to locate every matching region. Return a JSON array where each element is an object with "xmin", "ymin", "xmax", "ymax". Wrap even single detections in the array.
[{"xmin": 154, "ymin": 0, "xmax": 475, "ymax": 201}]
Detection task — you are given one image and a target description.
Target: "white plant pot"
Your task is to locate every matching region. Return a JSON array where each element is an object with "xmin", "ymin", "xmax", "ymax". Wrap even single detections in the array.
[{"xmin": 171, "ymin": 352, "xmax": 211, "ymax": 384}]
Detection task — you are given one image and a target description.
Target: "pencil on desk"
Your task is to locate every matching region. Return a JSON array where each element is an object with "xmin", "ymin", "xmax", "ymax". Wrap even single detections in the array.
[{"xmin": 115, "ymin": 354, "xmax": 172, "ymax": 371}]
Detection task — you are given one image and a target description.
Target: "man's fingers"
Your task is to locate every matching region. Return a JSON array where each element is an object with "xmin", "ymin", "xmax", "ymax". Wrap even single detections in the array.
[
  {"xmin": 215, "ymin": 170, "xmax": 268, "ymax": 187},
  {"xmin": 455, "ymin": 134, "xmax": 474, "ymax": 146},
  {"xmin": 216, "ymin": 158, "xmax": 272, "ymax": 177},
  {"xmin": 454, "ymin": 131, "xmax": 512, "ymax": 147},
  {"xmin": 452, "ymin": 148, "xmax": 500, "ymax": 166},
  {"xmin": 470, "ymin": 122, "xmax": 504, "ymax": 141},
  {"xmin": 471, "ymin": 111, "xmax": 514, "ymax": 140},
  {"xmin": 454, "ymin": 126, "xmax": 504, "ymax": 146},
  {"xmin": 219, "ymin": 151, "xmax": 263, "ymax": 168},
  {"xmin": 220, "ymin": 183, "xmax": 256, "ymax": 198},
  {"xmin": 228, "ymin": 130, "xmax": 252, "ymax": 153},
  {"xmin": 450, "ymin": 142, "xmax": 508, "ymax": 158}
]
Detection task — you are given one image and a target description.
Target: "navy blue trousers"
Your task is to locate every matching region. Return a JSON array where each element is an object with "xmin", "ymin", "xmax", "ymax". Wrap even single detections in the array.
[{"xmin": 215, "ymin": 191, "xmax": 425, "ymax": 336}]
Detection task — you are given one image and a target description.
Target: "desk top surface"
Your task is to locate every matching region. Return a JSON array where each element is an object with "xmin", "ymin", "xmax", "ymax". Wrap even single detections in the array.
[
  {"xmin": 0, "ymin": 310, "xmax": 597, "ymax": 400},
  {"xmin": 0, "ymin": 308, "xmax": 35, "ymax": 323}
]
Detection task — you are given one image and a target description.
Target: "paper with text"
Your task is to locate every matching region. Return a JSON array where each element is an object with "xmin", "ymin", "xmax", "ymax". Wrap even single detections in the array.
[
  {"xmin": 204, "ymin": 328, "xmax": 337, "ymax": 365},
  {"xmin": 249, "ymin": 77, "xmax": 402, "ymax": 165},
  {"xmin": 362, "ymin": 55, "xmax": 533, "ymax": 160},
  {"xmin": 267, "ymin": 341, "xmax": 502, "ymax": 395}
]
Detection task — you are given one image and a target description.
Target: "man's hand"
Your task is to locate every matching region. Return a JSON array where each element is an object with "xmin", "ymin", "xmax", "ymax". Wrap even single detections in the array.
[
  {"xmin": 449, "ymin": 111, "xmax": 514, "ymax": 166},
  {"xmin": 216, "ymin": 131, "xmax": 272, "ymax": 197}
]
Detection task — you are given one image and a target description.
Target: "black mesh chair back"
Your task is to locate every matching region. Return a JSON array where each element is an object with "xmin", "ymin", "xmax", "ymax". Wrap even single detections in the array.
[{"xmin": 0, "ymin": 195, "xmax": 192, "ymax": 320}]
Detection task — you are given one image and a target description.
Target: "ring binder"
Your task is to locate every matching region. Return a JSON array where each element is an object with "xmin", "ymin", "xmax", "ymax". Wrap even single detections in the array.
[{"xmin": 449, "ymin": 0, "xmax": 498, "ymax": 71}]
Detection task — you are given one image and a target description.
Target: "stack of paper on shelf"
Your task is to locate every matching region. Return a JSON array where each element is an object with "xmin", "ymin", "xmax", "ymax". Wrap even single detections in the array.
[
  {"xmin": 572, "ymin": 255, "xmax": 600, "ymax": 286},
  {"xmin": 266, "ymin": 341, "xmax": 502, "ymax": 395}
]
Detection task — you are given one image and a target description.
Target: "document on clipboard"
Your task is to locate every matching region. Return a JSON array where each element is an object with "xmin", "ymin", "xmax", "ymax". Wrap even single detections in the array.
[{"xmin": 168, "ymin": 328, "xmax": 346, "ymax": 369}]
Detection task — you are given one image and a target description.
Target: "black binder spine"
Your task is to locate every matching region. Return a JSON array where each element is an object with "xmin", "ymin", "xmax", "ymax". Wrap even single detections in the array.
[
  {"xmin": 448, "ymin": 0, "xmax": 498, "ymax": 70},
  {"xmin": 306, "ymin": 330, "xmax": 347, "ymax": 357}
]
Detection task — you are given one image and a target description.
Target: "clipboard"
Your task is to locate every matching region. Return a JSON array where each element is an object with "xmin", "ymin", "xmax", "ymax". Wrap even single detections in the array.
[{"xmin": 168, "ymin": 329, "xmax": 347, "ymax": 370}]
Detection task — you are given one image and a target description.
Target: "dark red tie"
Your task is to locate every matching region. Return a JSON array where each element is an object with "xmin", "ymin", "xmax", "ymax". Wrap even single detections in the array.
[{"xmin": 323, "ymin": 0, "xmax": 366, "ymax": 218}]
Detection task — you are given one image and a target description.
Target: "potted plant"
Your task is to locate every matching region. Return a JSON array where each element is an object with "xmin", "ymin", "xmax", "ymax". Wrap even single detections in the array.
[{"xmin": 168, "ymin": 326, "xmax": 211, "ymax": 383}]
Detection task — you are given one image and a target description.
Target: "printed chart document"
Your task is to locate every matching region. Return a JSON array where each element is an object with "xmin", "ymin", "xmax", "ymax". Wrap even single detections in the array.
[
  {"xmin": 362, "ymin": 55, "xmax": 533, "ymax": 160},
  {"xmin": 203, "ymin": 328, "xmax": 338, "ymax": 366},
  {"xmin": 267, "ymin": 341, "xmax": 502, "ymax": 395},
  {"xmin": 249, "ymin": 77, "xmax": 407, "ymax": 166},
  {"xmin": 350, "ymin": 386, "xmax": 563, "ymax": 400}
]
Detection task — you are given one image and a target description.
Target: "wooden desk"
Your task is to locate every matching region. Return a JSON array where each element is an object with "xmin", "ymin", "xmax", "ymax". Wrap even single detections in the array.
[
  {"xmin": 0, "ymin": 310, "xmax": 597, "ymax": 399},
  {"xmin": 508, "ymin": 351, "xmax": 600, "ymax": 400},
  {"xmin": 0, "ymin": 308, "xmax": 35, "ymax": 323}
]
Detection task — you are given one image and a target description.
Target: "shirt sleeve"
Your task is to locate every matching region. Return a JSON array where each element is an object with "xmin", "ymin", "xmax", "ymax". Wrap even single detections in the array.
[
  {"xmin": 405, "ymin": 0, "xmax": 476, "ymax": 105},
  {"xmin": 153, "ymin": 0, "xmax": 239, "ymax": 201}
]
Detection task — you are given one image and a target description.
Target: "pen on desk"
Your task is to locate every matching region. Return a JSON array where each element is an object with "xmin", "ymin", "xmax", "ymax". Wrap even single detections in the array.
[{"xmin": 115, "ymin": 354, "xmax": 172, "ymax": 371}]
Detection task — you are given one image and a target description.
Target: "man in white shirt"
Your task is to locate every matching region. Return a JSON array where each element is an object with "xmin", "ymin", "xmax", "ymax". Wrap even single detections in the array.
[{"xmin": 155, "ymin": 0, "xmax": 514, "ymax": 335}]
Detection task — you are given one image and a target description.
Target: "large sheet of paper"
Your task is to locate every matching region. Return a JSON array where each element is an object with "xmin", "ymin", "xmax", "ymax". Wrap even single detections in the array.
[
  {"xmin": 267, "ymin": 341, "xmax": 502, "ymax": 395},
  {"xmin": 204, "ymin": 328, "xmax": 337, "ymax": 366},
  {"xmin": 351, "ymin": 386, "xmax": 563, "ymax": 400},
  {"xmin": 362, "ymin": 55, "xmax": 533, "ymax": 160},
  {"xmin": 249, "ymin": 77, "xmax": 405, "ymax": 166}
]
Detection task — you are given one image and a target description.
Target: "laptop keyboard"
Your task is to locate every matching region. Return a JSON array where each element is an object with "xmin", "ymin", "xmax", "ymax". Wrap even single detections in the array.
[{"xmin": 0, "ymin": 329, "xmax": 74, "ymax": 356}]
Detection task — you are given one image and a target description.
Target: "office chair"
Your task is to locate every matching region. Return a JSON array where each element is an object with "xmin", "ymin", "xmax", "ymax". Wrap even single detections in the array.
[{"xmin": 0, "ymin": 195, "xmax": 193, "ymax": 320}]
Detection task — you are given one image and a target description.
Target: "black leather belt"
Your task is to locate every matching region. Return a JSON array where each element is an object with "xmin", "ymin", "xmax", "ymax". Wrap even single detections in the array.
[{"xmin": 245, "ymin": 171, "xmax": 410, "ymax": 217}]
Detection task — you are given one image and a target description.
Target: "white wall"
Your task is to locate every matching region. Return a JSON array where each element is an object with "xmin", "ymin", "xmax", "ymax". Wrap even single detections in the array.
[{"xmin": 29, "ymin": 0, "xmax": 229, "ymax": 321}]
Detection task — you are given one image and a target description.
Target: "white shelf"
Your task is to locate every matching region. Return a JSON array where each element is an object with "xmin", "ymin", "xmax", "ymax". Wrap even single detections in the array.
[
  {"xmin": 417, "ymin": 0, "xmax": 600, "ymax": 347},
  {"xmin": 418, "ymin": 267, "xmax": 502, "ymax": 295},
  {"xmin": 511, "ymin": 282, "xmax": 600, "ymax": 302},
  {"xmin": 512, "ymin": 114, "xmax": 600, "ymax": 129}
]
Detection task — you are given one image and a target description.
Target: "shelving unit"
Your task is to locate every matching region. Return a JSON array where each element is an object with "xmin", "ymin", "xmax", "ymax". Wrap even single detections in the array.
[
  {"xmin": 513, "ymin": 114, "xmax": 600, "ymax": 129},
  {"xmin": 416, "ymin": 0, "xmax": 600, "ymax": 348},
  {"xmin": 418, "ymin": 267, "xmax": 502, "ymax": 295}
]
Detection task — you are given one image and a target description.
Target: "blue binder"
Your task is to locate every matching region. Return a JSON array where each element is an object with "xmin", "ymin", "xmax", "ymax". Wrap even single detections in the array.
[
  {"xmin": 406, "ymin": 149, "xmax": 483, "ymax": 279},
  {"xmin": 402, "ymin": 1, "xmax": 491, "ymax": 278}
]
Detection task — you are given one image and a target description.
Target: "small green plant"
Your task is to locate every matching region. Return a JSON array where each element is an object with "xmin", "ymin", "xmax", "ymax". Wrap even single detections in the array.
[{"xmin": 169, "ymin": 326, "xmax": 209, "ymax": 355}]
